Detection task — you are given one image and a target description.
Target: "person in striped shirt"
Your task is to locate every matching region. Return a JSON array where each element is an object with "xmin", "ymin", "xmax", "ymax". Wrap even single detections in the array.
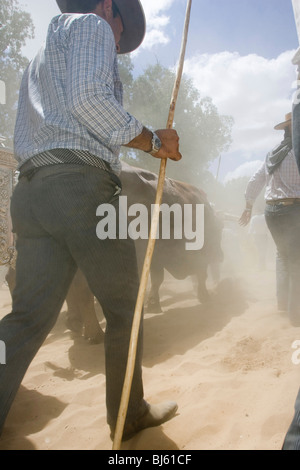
[
  {"xmin": 239, "ymin": 112, "xmax": 300, "ymax": 328},
  {"xmin": 0, "ymin": 0, "xmax": 181, "ymax": 442},
  {"xmin": 281, "ymin": 47, "xmax": 300, "ymax": 452}
]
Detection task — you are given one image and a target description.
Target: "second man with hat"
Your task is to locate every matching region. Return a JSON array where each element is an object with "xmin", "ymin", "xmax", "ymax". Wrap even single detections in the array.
[{"xmin": 239, "ymin": 112, "xmax": 300, "ymax": 327}]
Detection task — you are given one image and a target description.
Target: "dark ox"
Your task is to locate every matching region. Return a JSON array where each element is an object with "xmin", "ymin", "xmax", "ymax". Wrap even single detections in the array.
[
  {"xmin": 67, "ymin": 162, "xmax": 223, "ymax": 342},
  {"xmin": 6, "ymin": 162, "xmax": 223, "ymax": 343}
]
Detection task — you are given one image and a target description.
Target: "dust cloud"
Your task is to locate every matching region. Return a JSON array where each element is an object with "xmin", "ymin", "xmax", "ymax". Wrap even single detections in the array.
[{"xmin": 0, "ymin": 183, "xmax": 300, "ymax": 450}]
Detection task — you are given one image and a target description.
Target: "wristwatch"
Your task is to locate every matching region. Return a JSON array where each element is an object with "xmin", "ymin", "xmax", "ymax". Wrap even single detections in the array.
[{"xmin": 147, "ymin": 132, "xmax": 162, "ymax": 155}]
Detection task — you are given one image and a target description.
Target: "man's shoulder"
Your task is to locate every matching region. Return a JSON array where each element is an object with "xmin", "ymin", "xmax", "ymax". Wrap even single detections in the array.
[{"xmin": 51, "ymin": 13, "xmax": 111, "ymax": 36}]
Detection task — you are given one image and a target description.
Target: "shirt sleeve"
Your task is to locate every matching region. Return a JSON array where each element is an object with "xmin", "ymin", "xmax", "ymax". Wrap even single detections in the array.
[
  {"xmin": 244, "ymin": 161, "xmax": 266, "ymax": 204},
  {"xmin": 292, "ymin": 48, "xmax": 300, "ymax": 66},
  {"xmin": 65, "ymin": 15, "xmax": 143, "ymax": 147}
]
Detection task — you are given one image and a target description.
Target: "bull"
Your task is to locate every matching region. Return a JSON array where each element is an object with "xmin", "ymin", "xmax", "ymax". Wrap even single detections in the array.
[{"xmin": 5, "ymin": 162, "xmax": 223, "ymax": 343}]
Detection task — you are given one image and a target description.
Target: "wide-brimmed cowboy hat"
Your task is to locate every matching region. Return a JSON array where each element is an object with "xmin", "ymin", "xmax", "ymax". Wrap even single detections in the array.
[
  {"xmin": 274, "ymin": 112, "xmax": 292, "ymax": 130},
  {"xmin": 56, "ymin": 0, "xmax": 146, "ymax": 54}
]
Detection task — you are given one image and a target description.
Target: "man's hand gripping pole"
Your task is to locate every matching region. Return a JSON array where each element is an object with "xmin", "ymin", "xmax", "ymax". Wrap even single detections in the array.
[{"xmin": 112, "ymin": 0, "xmax": 193, "ymax": 450}]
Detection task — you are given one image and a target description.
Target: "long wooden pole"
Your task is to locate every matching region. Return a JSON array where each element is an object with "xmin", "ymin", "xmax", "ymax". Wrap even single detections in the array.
[{"xmin": 112, "ymin": 0, "xmax": 192, "ymax": 450}]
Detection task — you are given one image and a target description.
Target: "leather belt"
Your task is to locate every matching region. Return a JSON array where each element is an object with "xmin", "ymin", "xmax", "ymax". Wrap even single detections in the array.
[
  {"xmin": 19, "ymin": 149, "xmax": 111, "ymax": 180},
  {"xmin": 266, "ymin": 198, "xmax": 300, "ymax": 206}
]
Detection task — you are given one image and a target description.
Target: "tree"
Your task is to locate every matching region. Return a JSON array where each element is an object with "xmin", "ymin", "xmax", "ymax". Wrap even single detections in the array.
[
  {"xmin": 0, "ymin": 0, "xmax": 34, "ymax": 147},
  {"xmin": 118, "ymin": 54, "xmax": 134, "ymax": 103},
  {"xmin": 120, "ymin": 63, "xmax": 233, "ymax": 186}
]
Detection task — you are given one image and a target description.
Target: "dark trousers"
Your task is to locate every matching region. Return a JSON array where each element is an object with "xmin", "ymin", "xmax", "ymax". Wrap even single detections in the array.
[
  {"xmin": 282, "ymin": 387, "xmax": 300, "ymax": 450},
  {"xmin": 265, "ymin": 203, "xmax": 300, "ymax": 327},
  {"xmin": 0, "ymin": 164, "xmax": 147, "ymax": 434}
]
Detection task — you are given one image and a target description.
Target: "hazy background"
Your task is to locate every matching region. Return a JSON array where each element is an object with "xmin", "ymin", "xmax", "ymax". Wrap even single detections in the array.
[
  {"xmin": 19, "ymin": 0, "xmax": 299, "ymax": 181},
  {"xmin": 1, "ymin": 0, "xmax": 299, "ymax": 214}
]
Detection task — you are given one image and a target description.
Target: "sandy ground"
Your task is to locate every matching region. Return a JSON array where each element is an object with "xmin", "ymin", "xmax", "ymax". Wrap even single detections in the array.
[{"xmin": 0, "ymin": 241, "xmax": 300, "ymax": 450}]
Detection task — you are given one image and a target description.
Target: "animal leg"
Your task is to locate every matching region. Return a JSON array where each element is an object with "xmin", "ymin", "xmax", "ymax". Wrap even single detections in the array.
[
  {"xmin": 5, "ymin": 266, "xmax": 16, "ymax": 295},
  {"xmin": 66, "ymin": 270, "xmax": 104, "ymax": 343},
  {"xmin": 146, "ymin": 267, "xmax": 164, "ymax": 313},
  {"xmin": 197, "ymin": 265, "xmax": 211, "ymax": 303}
]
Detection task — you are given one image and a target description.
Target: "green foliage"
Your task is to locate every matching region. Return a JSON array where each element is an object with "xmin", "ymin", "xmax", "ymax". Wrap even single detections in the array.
[
  {"xmin": 120, "ymin": 62, "xmax": 233, "ymax": 186},
  {"xmin": 0, "ymin": 7, "xmax": 233, "ymax": 188},
  {"xmin": 0, "ymin": 0, "xmax": 34, "ymax": 146},
  {"xmin": 118, "ymin": 54, "xmax": 134, "ymax": 99}
]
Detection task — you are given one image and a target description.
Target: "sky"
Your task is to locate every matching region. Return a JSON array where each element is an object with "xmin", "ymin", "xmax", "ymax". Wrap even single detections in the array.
[{"xmin": 18, "ymin": 0, "xmax": 300, "ymax": 182}]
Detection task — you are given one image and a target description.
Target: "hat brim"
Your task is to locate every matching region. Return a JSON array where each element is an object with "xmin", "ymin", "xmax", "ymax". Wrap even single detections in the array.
[
  {"xmin": 115, "ymin": 0, "xmax": 145, "ymax": 54},
  {"xmin": 56, "ymin": 0, "xmax": 146, "ymax": 54},
  {"xmin": 274, "ymin": 119, "xmax": 292, "ymax": 130}
]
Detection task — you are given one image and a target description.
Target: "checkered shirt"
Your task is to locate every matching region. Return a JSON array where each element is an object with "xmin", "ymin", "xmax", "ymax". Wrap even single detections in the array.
[
  {"xmin": 14, "ymin": 13, "xmax": 143, "ymax": 174},
  {"xmin": 245, "ymin": 149, "xmax": 300, "ymax": 203}
]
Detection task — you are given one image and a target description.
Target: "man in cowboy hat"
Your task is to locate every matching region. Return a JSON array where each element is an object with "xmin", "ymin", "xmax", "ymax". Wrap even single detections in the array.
[
  {"xmin": 292, "ymin": 48, "xmax": 300, "ymax": 173},
  {"xmin": 239, "ymin": 112, "xmax": 300, "ymax": 327},
  {"xmin": 0, "ymin": 0, "xmax": 181, "ymax": 441},
  {"xmin": 280, "ymin": 46, "xmax": 300, "ymax": 453}
]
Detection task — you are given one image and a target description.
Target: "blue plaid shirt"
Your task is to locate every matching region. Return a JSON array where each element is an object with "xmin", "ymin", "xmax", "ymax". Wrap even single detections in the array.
[{"xmin": 14, "ymin": 13, "xmax": 143, "ymax": 173}]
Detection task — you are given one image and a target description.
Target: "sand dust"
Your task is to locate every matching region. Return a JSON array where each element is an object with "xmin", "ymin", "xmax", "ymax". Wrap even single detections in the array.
[{"xmin": 0, "ymin": 246, "xmax": 299, "ymax": 450}]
